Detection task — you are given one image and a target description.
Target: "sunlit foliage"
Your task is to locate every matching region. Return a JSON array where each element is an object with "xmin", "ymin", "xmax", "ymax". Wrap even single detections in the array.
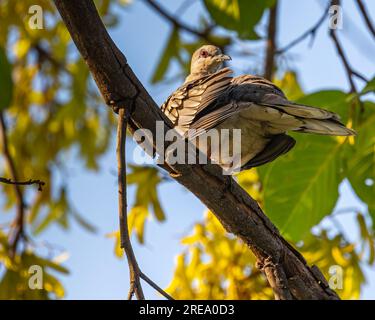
[
  {"xmin": 0, "ymin": 0, "xmax": 129, "ymax": 298},
  {"xmin": 1, "ymin": 0, "xmax": 374, "ymax": 300}
]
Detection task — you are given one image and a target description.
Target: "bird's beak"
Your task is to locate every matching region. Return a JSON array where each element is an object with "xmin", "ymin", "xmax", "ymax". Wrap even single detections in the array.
[{"xmin": 219, "ymin": 54, "xmax": 231, "ymax": 61}]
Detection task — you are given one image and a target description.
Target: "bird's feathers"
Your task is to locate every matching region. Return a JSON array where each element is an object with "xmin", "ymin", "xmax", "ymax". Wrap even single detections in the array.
[
  {"xmin": 161, "ymin": 68, "xmax": 232, "ymax": 131},
  {"xmin": 161, "ymin": 65, "xmax": 355, "ymax": 170},
  {"xmin": 186, "ymin": 70, "xmax": 354, "ymax": 136},
  {"xmin": 241, "ymin": 134, "xmax": 296, "ymax": 169}
]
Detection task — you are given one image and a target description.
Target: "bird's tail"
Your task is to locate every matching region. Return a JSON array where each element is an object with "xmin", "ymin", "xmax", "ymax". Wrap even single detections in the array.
[
  {"xmin": 293, "ymin": 118, "xmax": 356, "ymax": 136},
  {"xmin": 260, "ymin": 101, "xmax": 357, "ymax": 136}
]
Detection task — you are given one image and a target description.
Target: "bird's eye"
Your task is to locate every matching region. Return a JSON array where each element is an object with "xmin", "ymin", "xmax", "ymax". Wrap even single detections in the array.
[{"xmin": 200, "ymin": 50, "xmax": 209, "ymax": 58}]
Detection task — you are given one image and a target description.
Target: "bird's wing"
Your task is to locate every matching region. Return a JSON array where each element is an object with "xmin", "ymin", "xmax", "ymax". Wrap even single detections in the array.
[
  {"xmin": 241, "ymin": 134, "xmax": 296, "ymax": 169},
  {"xmin": 161, "ymin": 68, "xmax": 233, "ymax": 131},
  {"xmin": 188, "ymin": 74, "xmax": 286, "ymax": 133},
  {"xmin": 189, "ymin": 74, "xmax": 352, "ymax": 136}
]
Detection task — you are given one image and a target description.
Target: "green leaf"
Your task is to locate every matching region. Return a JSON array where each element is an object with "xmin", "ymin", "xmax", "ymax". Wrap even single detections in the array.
[
  {"xmin": 361, "ymin": 76, "xmax": 375, "ymax": 96},
  {"xmin": 0, "ymin": 46, "xmax": 13, "ymax": 110},
  {"xmin": 257, "ymin": 89, "xmax": 353, "ymax": 241},
  {"xmin": 259, "ymin": 134, "xmax": 345, "ymax": 241},
  {"xmin": 151, "ymin": 27, "xmax": 180, "ymax": 83},
  {"xmin": 203, "ymin": 0, "xmax": 276, "ymax": 40},
  {"xmin": 346, "ymin": 101, "xmax": 375, "ymax": 227}
]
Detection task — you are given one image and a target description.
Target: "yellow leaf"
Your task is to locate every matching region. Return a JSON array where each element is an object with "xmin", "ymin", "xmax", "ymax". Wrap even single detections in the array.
[{"xmin": 12, "ymin": 39, "xmax": 30, "ymax": 59}]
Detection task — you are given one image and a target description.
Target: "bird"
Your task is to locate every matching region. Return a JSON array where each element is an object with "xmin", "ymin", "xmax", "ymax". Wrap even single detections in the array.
[{"xmin": 161, "ymin": 45, "xmax": 356, "ymax": 173}]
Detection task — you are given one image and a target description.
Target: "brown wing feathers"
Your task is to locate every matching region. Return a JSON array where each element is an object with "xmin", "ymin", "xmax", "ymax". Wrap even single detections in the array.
[
  {"xmin": 241, "ymin": 134, "xmax": 296, "ymax": 170},
  {"xmin": 161, "ymin": 68, "xmax": 233, "ymax": 131},
  {"xmin": 161, "ymin": 65, "xmax": 355, "ymax": 170}
]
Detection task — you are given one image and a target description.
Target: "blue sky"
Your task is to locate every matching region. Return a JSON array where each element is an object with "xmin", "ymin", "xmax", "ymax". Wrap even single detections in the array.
[{"xmin": 36, "ymin": 0, "xmax": 375, "ymax": 299}]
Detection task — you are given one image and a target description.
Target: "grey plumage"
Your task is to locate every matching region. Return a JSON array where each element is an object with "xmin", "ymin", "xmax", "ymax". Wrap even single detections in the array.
[{"xmin": 161, "ymin": 45, "xmax": 356, "ymax": 172}]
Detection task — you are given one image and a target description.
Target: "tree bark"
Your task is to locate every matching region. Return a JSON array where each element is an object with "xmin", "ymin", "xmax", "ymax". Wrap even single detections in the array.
[{"xmin": 54, "ymin": 0, "xmax": 339, "ymax": 300}]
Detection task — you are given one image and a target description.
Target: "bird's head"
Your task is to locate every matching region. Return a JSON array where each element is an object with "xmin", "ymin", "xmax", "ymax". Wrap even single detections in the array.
[{"xmin": 187, "ymin": 45, "xmax": 231, "ymax": 81}]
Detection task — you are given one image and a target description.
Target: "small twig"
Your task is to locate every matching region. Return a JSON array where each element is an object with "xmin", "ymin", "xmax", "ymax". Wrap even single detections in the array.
[
  {"xmin": 34, "ymin": 44, "xmax": 70, "ymax": 74},
  {"xmin": 0, "ymin": 177, "xmax": 45, "ymax": 191},
  {"xmin": 175, "ymin": 0, "xmax": 197, "ymax": 17},
  {"xmin": 351, "ymin": 70, "xmax": 368, "ymax": 83},
  {"xmin": 276, "ymin": 3, "xmax": 330, "ymax": 55},
  {"xmin": 140, "ymin": 272, "xmax": 174, "ymax": 300},
  {"xmin": 329, "ymin": 0, "xmax": 368, "ymax": 91},
  {"xmin": 143, "ymin": 0, "xmax": 215, "ymax": 44},
  {"xmin": 264, "ymin": 1, "xmax": 278, "ymax": 80},
  {"xmin": 329, "ymin": 0, "xmax": 368, "ymax": 115},
  {"xmin": 355, "ymin": 0, "xmax": 375, "ymax": 39},
  {"xmin": 332, "ymin": 206, "xmax": 362, "ymax": 216},
  {"xmin": 329, "ymin": 29, "xmax": 357, "ymax": 93},
  {"xmin": 0, "ymin": 113, "xmax": 26, "ymax": 258},
  {"xmin": 328, "ymin": 215, "xmax": 350, "ymax": 243},
  {"xmin": 127, "ymin": 281, "xmax": 136, "ymax": 300},
  {"xmin": 141, "ymin": 272, "xmax": 174, "ymax": 300},
  {"xmin": 117, "ymin": 108, "xmax": 145, "ymax": 300},
  {"xmin": 117, "ymin": 108, "xmax": 174, "ymax": 300}
]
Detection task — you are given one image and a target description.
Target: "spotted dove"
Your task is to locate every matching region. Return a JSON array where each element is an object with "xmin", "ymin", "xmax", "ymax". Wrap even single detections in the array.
[{"xmin": 161, "ymin": 45, "xmax": 355, "ymax": 172}]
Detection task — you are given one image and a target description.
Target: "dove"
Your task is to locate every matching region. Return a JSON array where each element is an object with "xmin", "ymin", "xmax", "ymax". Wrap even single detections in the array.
[{"xmin": 161, "ymin": 45, "xmax": 355, "ymax": 172}]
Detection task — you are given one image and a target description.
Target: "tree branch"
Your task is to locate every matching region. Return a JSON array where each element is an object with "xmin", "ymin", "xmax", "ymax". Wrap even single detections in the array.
[
  {"xmin": 117, "ymin": 108, "xmax": 145, "ymax": 300},
  {"xmin": 264, "ymin": 1, "xmax": 278, "ymax": 80},
  {"xmin": 276, "ymin": 3, "xmax": 329, "ymax": 55},
  {"xmin": 140, "ymin": 271, "xmax": 174, "ymax": 300},
  {"xmin": 54, "ymin": 0, "xmax": 339, "ymax": 300},
  {"xmin": 329, "ymin": 0, "xmax": 368, "ymax": 95},
  {"xmin": 0, "ymin": 177, "xmax": 45, "ymax": 190},
  {"xmin": 329, "ymin": 28, "xmax": 357, "ymax": 93},
  {"xmin": 0, "ymin": 113, "xmax": 25, "ymax": 258},
  {"xmin": 34, "ymin": 43, "xmax": 70, "ymax": 74},
  {"xmin": 118, "ymin": 106, "xmax": 173, "ymax": 300},
  {"xmin": 355, "ymin": 0, "xmax": 375, "ymax": 39},
  {"xmin": 143, "ymin": 0, "xmax": 217, "ymax": 45}
]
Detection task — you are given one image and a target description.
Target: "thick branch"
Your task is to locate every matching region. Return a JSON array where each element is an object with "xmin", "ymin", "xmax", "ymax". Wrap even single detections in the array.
[
  {"xmin": 0, "ymin": 113, "xmax": 25, "ymax": 257},
  {"xmin": 264, "ymin": 2, "xmax": 278, "ymax": 80},
  {"xmin": 54, "ymin": 0, "xmax": 339, "ymax": 300}
]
